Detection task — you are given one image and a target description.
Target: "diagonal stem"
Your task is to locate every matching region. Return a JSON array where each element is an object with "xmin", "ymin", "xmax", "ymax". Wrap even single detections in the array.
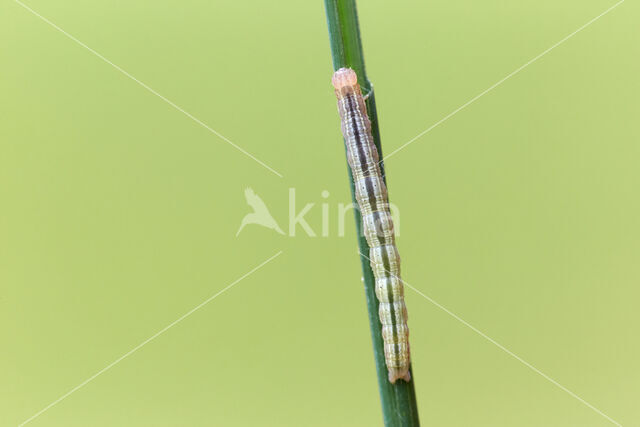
[{"xmin": 324, "ymin": 1, "xmax": 420, "ymax": 425}]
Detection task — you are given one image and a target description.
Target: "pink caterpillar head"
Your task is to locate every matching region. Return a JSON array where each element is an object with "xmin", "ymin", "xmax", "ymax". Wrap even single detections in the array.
[{"xmin": 332, "ymin": 67, "xmax": 361, "ymax": 97}]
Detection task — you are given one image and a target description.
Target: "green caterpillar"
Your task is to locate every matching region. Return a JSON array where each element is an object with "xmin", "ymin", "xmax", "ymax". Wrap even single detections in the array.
[{"xmin": 332, "ymin": 68, "xmax": 411, "ymax": 383}]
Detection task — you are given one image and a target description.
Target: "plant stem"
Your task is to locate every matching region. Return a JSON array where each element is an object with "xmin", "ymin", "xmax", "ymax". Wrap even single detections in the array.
[{"xmin": 324, "ymin": 1, "xmax": 420, "ymax": 426}]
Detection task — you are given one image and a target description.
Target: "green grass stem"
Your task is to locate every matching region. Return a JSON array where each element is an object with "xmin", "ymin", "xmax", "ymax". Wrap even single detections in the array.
[{"xmin": 324, "ymin": 1, "xmax": 420, "ymax": 426}]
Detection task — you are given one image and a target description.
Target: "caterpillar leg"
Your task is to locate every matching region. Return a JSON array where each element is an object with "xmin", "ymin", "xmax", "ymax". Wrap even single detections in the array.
[{"xmin": 388, "ymin": 368, "xmax": 411, "ymax": 384}]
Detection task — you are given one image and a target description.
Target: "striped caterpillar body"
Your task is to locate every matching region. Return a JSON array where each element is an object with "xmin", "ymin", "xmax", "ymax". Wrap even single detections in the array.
[{"xmin": 332, "ymin": 68, "xmax": 411, "ymax": 383}]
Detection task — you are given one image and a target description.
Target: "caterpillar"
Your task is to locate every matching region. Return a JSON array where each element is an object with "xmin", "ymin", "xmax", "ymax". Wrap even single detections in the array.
[{"xmin": 331, "ymin": 67, "xmax": 411, "ymax": 383}]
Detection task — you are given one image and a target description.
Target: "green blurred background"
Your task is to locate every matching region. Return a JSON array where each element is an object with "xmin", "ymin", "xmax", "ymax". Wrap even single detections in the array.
[{"xmin": 1, "ymin": 0, "xmax": 638, "ymax": 425}]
